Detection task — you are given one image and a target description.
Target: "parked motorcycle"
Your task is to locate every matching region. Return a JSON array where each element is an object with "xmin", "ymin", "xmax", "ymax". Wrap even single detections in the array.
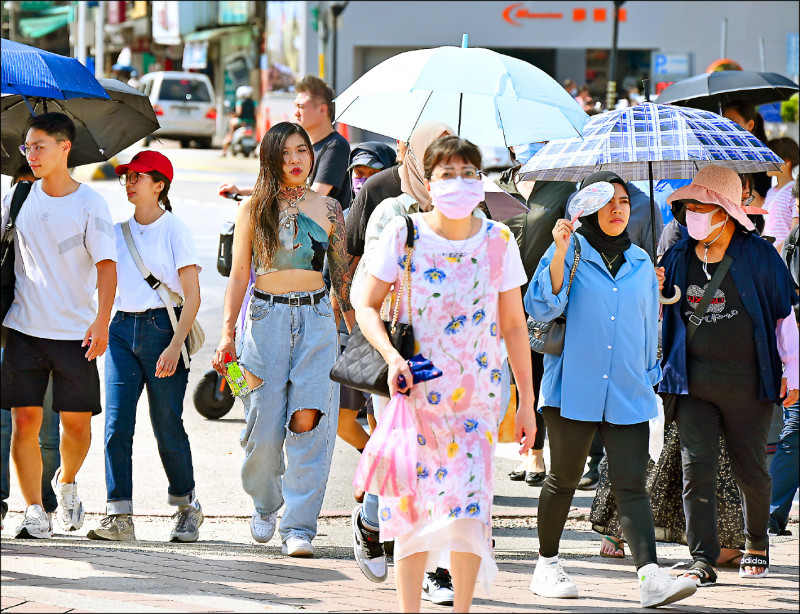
[{"xmin": 192, "ymin": 191, "xmax": 241, "ymax": 420}]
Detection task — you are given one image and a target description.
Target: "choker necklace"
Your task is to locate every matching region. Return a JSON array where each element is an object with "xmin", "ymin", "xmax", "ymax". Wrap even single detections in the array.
[
  {"xmin": 278, "ymin": 185, "xmax": 306, "ymax": 206},
  {"xmin": 601, "ymin": 252, "xmax": 619, "ymax": 269}
]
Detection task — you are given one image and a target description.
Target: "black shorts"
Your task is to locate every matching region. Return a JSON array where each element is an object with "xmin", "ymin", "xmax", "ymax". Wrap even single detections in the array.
[
  {"xmin": 1, "ymin": 328, "xmax": 101, "ymax": 414},
  {"xmin": 339, "ymin": 383, "xmax": 373, "ymax": 414}
]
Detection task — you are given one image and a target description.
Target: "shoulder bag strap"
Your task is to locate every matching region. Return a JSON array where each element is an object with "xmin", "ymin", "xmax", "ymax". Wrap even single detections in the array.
[
  {"xmin": 686, "ymin": 253, "xmax": 733, "ymax": 346},
  {"xmin": 2, "ymin": 181, "xmax": 33, "ymax": 245},
  {"xmin": 121, "ymin": 221, "xmax": 189, "ymax": 367},
  {"xmin": 564, "ymin": 235, "xmax": 581, "ymax": 297}
]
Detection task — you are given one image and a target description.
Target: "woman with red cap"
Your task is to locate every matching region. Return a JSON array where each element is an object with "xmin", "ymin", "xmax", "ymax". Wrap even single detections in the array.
[
  {"xmin": 86, "ymin": 150, "xmax": 204, "ymax": 543},
  {"xmin": 660, "ymin": 165, "xmax": 799, "ymax": 585}
]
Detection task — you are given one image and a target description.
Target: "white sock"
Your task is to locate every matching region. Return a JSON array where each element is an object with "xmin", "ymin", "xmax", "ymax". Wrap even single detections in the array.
[
  {"xmin": 538, "ymin": 553, "xmax": 559, "ymax": 565},
  {"xmin": 638, "ymin": 563, "xmax": 659, "ymax": 581}
]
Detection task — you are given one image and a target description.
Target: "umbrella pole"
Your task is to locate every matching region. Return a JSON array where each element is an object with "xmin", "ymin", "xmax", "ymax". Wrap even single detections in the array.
[
  {"xmin": 457, "ymin": 93, "xmax": 463, "ymax": 136},
  {"xmin": 647, "ymin": 160, "xmax": 657, "ymax": 264}
]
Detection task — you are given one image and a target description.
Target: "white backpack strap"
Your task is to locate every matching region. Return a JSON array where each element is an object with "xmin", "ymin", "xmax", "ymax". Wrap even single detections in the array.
[{"xmin": 121, "ymin": 221, "xmax": 190, "ymax": 367}]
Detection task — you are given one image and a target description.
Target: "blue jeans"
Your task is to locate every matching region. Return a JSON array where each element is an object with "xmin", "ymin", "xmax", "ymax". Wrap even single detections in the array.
[
  {"xmin": 769, "ymin": 400, "xmax": 799, "ymax": 533},
  {"xmin": 238, "ymin": 289, "xmax": 338, "ymax": 543},
  {"xmin": 1, "ymin": 382, "xmax": 61, "ymax": 516},
  {"xmin": 104, "ymin": 309, "xmax": 195, "ymax": 515}
]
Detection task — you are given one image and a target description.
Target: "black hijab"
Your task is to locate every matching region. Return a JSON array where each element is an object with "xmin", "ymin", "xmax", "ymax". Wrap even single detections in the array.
[{"xmin": 573, "ymin": 171, "xmax": 632, "ymax": 275}]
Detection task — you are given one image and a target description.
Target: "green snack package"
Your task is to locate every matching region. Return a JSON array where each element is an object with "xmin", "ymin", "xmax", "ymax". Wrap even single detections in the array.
[{"xmin": 225, "ymin": 360, "xmax": 250, "ymax": 397}]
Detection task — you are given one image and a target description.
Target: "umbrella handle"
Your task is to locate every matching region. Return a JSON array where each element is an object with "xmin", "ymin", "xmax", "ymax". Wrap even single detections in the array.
[{"xmin": 659, "ymin": 285, "xmax": 682, "ymax": 305}]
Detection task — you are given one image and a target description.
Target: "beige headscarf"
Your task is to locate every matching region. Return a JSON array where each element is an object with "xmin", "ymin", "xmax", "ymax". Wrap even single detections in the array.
[{"xmin": 398, "ymin": 120, "xmax": 456, "ymax": 210}]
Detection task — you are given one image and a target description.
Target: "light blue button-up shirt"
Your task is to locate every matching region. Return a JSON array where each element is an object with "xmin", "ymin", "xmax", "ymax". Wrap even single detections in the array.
[{"xmin": 524, "ymin": 234, "xmax": 661, "ymax": 425}]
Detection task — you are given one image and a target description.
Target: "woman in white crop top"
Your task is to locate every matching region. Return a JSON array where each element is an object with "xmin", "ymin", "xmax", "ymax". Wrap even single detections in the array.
[{"xmin": 85, "ymin": 150, "xmax": 204, "ymax": 544}]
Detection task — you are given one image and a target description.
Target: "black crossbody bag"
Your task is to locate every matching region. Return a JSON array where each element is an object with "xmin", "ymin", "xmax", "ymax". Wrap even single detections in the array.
[
  {"xmin": 1, "ymin": 181, "xmax": 33, "ymax": 348},
  {"xmin": 660, "ymin": 253, "xmax": 733, "ymax": 424},
  {"xmin": 330, "ymin": 216, "xmax": 415, "ymax": 397}
]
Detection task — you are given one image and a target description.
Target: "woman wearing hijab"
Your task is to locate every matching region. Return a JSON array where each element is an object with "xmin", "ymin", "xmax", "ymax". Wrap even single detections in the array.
[{"xmin": 524, "ymin": 172, "xmax": 698, "ymax": 608}]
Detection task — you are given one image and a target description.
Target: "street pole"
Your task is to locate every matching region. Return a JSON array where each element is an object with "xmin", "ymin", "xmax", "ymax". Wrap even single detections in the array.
[
  {"xmin": 329, "ymin": 1, "xmax": 349, "ymax": 93},
  {"xmin": 8, "ymin": 0, "xmax": 18, "ymax": 41},
  {"xmin": 77, "ymin": 0, "xmax": 87, "ymax": 65},
  {"xmin": 606, "ymin": 0, "xmax": 625, "ymax": 111},
  {"xmin": 95, "ymin": 1, "xmax": 105, "ymax": 78}
]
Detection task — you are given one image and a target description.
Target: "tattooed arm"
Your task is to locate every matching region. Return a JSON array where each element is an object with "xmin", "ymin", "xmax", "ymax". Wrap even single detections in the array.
[{"xmin": 325, "ymin": 198, "xmax": 356, "ymax": 333}]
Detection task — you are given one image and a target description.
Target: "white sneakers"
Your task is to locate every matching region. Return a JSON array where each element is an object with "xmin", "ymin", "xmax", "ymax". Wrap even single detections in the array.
[
  {"xmin": 638, "ymin": 563, "xmax": 697, "ymax": 608},
  {"xmin": 250, "ymin": 510, "xmax": 277, "ymax": 543},
  {"xmin": 51, "ymin": 468, "xmax": 85, "ymax": 532},
  {"xmin": 530, "ymin": 556, "xmax": 697, "ymax": 609},
  {"xmin": 15, "ymin": 504, "xmax": 53, "ymax": 539},
  {"xmin": 283, "ymin": 535, "xmax": 314, "ymax": 557},
  {"xmin": 530, "ymin": 556, "xmax": 579, "ymax": 598}
]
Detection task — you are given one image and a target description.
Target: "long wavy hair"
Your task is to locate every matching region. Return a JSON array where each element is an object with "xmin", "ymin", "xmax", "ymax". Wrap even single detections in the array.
[{"xmin": 250, "ymin": 122, "xmax": 315, "ymax": 268}]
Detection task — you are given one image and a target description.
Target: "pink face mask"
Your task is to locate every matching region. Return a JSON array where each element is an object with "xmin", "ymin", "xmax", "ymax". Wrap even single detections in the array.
[
  {"xmin": 429, "ymin": 177, "xmax": 485, "ymax": 220},
  {"xmin": 685, "ymin": 208, "xmax": 728, "ymax": 241}
]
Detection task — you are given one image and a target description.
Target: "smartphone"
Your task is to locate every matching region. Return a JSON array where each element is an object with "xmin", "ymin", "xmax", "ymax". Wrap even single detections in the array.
[{"xmin": 225, "ymin": 360, "xmax": 250, "ymax": 397}]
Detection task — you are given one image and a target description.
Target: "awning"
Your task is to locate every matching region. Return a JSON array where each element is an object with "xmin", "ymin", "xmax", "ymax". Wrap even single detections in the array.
[
  {"xmin": 18, "ymin": 6, "xmax": 71, "ymax": 38},
  {"xmin": 183, "ymin": 25, "xmax": 251, "ymax": 43}
]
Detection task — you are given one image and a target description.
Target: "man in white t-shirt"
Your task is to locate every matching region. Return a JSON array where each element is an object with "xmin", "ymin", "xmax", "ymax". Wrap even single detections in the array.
[{"xmin": 0, "ymin": 113, "xmax": 117, "ymax": 539}]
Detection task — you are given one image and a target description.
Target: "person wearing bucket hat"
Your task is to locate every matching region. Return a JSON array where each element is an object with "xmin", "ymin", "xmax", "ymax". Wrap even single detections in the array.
[
  {"xmin": 524, "ymin": 176, "xmax": 698, "ymax": 607},
  {"xmin": 86, "ymin": 150, "xmax": 204, "ymax": 543},
  {"xmin": 660, "ymin": 164, "xmax": 799, "ymax": 583}
]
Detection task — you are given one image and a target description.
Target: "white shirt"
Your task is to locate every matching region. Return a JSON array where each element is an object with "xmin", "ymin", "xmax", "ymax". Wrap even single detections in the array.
[
  {"xmin": 369, "ymin": 214, "xmax": 527, "ymax": 293},
  {"xmin": 1, "ymin": 181, "xmax": 117, "ymax": 340},
  {"xmin": 115, "ymin": 212, "xmax": 201, "ymax": 312}
]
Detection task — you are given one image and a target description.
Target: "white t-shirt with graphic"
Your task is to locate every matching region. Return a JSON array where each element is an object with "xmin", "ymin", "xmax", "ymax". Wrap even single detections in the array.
[
  {"xmin": 114, "ymin": 212, "xmax": 201, "ymax": 313},
  {"xmin": 1, "ymin": 181, "xmax": 117, "ymax": 340}
]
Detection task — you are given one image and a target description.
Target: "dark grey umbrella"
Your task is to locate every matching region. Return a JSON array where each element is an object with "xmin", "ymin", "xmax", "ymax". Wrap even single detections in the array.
[
  {"xmin": 657, "ymin": 70, "xmax": 798, "ymax": 113},
  {"xmin": 1, "ymin": 77, "xmax": 159, "ymax": 176}
]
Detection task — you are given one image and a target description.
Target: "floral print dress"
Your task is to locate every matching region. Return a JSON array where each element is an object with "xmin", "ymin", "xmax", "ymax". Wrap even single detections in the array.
[{"xmin": 377, "ymin": 214, "xmax": 512, "ymax": 592}]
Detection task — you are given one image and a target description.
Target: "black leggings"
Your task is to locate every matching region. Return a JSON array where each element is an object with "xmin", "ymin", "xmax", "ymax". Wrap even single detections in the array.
[
  {"xmin": 530, "ymin": 351, "xmax": 546, "ymax": 450},
  {"xmin": 538, "ymin": 406, "xmax": 657, "ymax": 568}
]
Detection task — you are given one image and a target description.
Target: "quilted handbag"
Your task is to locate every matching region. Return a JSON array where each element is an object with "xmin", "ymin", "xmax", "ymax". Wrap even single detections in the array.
[
  {"xmin": 330, "ymin": 216, "xmax": 416, "ymax": 397},
  {"xmin": 527, "ymin": 237, "xmax": 581, "ymax": 356}
]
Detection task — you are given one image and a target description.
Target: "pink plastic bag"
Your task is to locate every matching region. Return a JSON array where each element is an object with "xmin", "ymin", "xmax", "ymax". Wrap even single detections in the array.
[{"xmin": 353, "ymin": 393, "xmax": 418, "ymax": 497}]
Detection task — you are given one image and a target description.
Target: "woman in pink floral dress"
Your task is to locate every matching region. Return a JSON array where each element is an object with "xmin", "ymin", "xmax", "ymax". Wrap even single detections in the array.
[{"xmin": 357, "ymin": 136, "xmax": 537, "ymax": 612}]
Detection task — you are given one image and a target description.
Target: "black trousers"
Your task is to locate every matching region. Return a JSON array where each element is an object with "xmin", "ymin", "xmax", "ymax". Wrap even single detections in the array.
[
  {"xmin": 676, "ymin": 364, "xmax": 774, "ymax": 565},
  {"xmin": 529, "ymin": 350, "xmax": 546, "ymax": 450},
  {"xmin": 538, "ymin": 406, "xmax": 657, "ymax": 568}
]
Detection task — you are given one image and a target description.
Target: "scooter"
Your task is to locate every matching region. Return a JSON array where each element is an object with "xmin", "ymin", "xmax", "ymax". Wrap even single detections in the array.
[
  {"xmin": 230, "ymin": 124, "xmax": 257, "ymax": 157},
  {"xmin": 192, "ymin": 191, "xmax": 242, "ymax": 420}
]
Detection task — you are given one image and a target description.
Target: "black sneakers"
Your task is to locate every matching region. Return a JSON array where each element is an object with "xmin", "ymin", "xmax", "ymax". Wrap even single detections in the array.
[
  {"xmin": 351, "ymin": 505, "xmax": 387, "ymax": 583},
  {"xmin": 422, "ymin": 567, "xmax": 455, "ymax": 605}
]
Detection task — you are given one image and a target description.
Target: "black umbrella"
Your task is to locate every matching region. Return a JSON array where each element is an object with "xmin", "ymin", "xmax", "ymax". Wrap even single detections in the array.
[
  {"xmin": 657, "ymin": 70, "xmax": 799, "ymax": 114},
  {"xmin": 1, "ymin": 77, "xmax": 159, "ymax": 176}
]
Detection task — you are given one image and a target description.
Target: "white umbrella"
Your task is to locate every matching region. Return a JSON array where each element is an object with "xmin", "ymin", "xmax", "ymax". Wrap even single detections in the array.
[{"xmin": 334, "ymin": 38, "xmax": 588, "ymax": 147}]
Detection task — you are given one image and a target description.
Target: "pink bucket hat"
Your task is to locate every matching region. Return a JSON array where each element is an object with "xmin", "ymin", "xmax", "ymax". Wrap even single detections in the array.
[{"xmin": 667, "ymin": 165, "xmax": 755, "ymax": 231}]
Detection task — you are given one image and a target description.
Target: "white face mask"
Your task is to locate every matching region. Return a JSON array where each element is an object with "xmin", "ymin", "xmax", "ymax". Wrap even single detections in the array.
[{"xmin": 429, "ymin": 177, "xmax": 485, "ymax": 220}]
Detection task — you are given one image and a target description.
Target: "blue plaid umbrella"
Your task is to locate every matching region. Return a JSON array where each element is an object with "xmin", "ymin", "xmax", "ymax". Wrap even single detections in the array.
[{"xmin": 519, "ymin": 102, "xmax": 782, "ymax": 183}]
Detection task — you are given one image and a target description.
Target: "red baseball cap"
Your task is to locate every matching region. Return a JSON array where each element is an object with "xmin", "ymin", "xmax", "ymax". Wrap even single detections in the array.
[{"xmin": 114, "ymin": 150, "xmax": 174, "ymax": 182}]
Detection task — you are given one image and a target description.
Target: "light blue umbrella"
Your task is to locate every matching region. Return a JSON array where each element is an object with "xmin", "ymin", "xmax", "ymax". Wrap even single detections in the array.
[{"xmin": 334, "ymin": 37, "xmax": 587, "ymax": 147}]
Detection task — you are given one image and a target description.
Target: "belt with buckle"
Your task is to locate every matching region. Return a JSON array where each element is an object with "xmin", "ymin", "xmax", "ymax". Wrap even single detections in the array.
[{"xmin": 252, "ymin": 288, "xmax": 326, "ymax": 306}]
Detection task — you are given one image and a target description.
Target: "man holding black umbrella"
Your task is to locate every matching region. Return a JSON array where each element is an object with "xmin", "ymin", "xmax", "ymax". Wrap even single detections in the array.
[{"xmin": 1, "ymin": 113, "xmax": 117, "ymax": 539}]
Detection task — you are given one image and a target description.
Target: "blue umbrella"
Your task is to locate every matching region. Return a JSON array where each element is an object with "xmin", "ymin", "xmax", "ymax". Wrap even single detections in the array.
[{"xmin": 1, "ymin": 38, "xmax": 109, "ymax": 101}]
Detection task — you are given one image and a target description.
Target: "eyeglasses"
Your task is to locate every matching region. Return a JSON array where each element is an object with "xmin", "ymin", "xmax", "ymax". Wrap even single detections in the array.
[
  {"xmin": 432, "ymin": 168, "xmax": 483, "ymax": 183},
  {"xmin": 19, "ymin": 140, "xmax": 65, "ymax": 156},
  {"xmin": 118, "ymin": 171, "xmax": 152, "ymax": 186}
]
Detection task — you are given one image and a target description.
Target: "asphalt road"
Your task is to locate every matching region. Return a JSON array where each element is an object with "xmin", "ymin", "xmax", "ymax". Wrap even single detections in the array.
[{"xmin": 2, "ymin": 141, "xmax": 583, "ymax": 526}]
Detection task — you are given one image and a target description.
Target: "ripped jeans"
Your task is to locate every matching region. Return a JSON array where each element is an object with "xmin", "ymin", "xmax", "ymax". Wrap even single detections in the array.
[{"xmin": 237, "ymin": 289, "xmax": 339, "ymax": 543}]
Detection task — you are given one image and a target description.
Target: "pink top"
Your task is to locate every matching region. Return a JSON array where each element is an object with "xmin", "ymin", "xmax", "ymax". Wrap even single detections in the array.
[
  {"xmin": 777, "ymin": 316, "xmax": 799, "ymax": 391},
  {"xmin": 763, "ymin": 183, "xmax": 796, "ymax": 246}
]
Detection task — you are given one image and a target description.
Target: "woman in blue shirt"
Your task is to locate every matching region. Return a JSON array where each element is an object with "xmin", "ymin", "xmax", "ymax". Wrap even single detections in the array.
[{"xmin": 524, "ymin": 172, "xmax": 696, "ymax": 608}]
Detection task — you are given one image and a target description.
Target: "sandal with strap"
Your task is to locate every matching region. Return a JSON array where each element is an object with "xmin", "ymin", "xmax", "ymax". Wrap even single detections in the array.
[
  {"xmin": 680, "ymin": 560, "xmax": 717, "ymax": 587},
  {"xmin": 600, "ymin": 535, "xmax": 625, "ymax": 558},
  {"xmin": 739, "ymin": 551, "xmax": 769, "ymax": 578}
]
